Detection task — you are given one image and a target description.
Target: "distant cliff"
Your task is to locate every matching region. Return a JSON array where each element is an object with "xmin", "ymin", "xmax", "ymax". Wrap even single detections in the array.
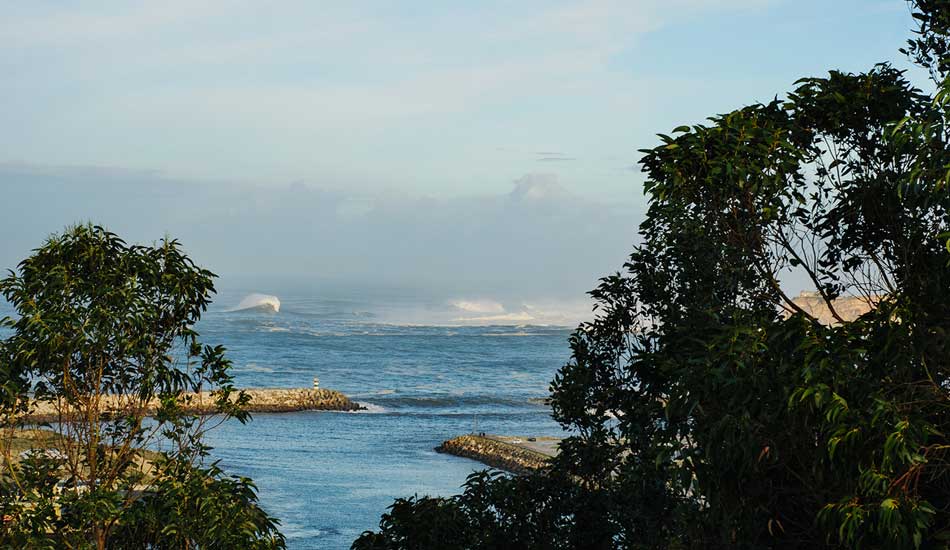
[{"xmin": 790, "ymin": 291, "xmax": 879, "ymax": 324}]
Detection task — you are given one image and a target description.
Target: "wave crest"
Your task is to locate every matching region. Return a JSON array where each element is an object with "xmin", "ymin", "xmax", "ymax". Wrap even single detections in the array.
[
  {"xmin": 230, "ymin": 293, "xmax": 281, "ymax": 313},
  {"xmin": 450, "ymin": 300, "xmax": 505, "ymax": 314}
]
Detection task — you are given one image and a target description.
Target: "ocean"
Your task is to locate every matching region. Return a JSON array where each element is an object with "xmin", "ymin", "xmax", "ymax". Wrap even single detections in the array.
[
  {"xmin": 196, "ymin": 290, "xmax": 575, "ymax": 549},
  {"xmin": 0, "ymin": 288, "xmax": 577, "ymax": 548}
]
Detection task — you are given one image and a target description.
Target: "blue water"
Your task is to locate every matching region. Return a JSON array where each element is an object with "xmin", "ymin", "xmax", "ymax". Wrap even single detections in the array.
[
  {"xmin": 195, "ymin": 292, "xmax": 573, "ymax": 549},
  {"xmin": 0, "ymin": 290, "xmax": 574, "ymax": 548}
]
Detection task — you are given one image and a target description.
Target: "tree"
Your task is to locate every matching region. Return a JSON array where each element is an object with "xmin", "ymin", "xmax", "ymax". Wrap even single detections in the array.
[
  {"xmin": 0, "ymin": 224, "xmax": 284, "ymax": 549},
  {"xmin": 352, "ymin": 471, "xmax": 586, "ymax": 550},
  {"xmin": 355, "ymin": 1, "xmax": 950, "ymax": 548}
]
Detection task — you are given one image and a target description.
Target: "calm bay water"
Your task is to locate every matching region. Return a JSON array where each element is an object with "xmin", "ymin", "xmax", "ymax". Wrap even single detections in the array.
[{"xmin": 197, "ymin": 292, "xmax": 573, "ymax": 549}]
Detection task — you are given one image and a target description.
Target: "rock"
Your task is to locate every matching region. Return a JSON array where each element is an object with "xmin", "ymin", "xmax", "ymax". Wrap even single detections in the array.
[
  {"xmin": 19, "ymin": 388, "xmax": 362, "ymax": 423},
  {"xmin": 790, "ymin": 291, "xmax": 879, "ymax": 324},
  {"xmin": 435, "ymin": 435, "xmax": 551, "ymax": 475}
]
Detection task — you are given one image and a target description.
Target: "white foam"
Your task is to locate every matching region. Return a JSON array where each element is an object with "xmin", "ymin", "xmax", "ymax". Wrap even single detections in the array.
[
  {"xmin": 348, "ymin": 402, "xmax": 387, "ymax": 414},
  {"xmin": 327, "ymin": 296, "xmax": 593, "ymax": 327},
  {"xmin": 230, "ymin": 293, "xmax": 281, "ymax": 313},
  {"xmin": 453, "ymin": 311, "xmax": 534, "ymax": 323},
  {"xmin": 450, "ymin": 299, "xmax": 505, "ymax": 314},
  {"xmin": 237, "ymin": 362, "xmax": 275, "ymax": 373}
]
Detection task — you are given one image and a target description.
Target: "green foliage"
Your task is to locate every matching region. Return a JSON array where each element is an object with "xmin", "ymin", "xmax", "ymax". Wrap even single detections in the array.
[
  {"xmin": 0, "ymin": 224, "xmax": 284, "ymax": 548},
  {"xmin": 357, "ymin": 2, "xmax": 950, "ymax": 548},
  {"xmin": 110, "ymin": 458, "xmax": 285, "ymax": 549},
  {"xmin": 903, "ymin": 0, "xmax": 950, "ymax": 82},
  {"xmin": 352, "ymin": 471, "xmax": 593, "ymax": 550}
]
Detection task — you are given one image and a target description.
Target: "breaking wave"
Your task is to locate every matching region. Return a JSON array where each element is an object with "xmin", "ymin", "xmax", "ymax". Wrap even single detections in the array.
[
  {"xmin": 346, "ymin": 402, "xmax": 388, "ymax": 414},
  {"xmin": 230, "ymin": 293, "xmax": 281, "ymax": 313},
  {"xmin": 450, "ymin": 300, "xmax": 505, "ymax": 314}
]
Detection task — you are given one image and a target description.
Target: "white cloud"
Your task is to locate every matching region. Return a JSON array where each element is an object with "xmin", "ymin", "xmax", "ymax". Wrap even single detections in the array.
[
  {"xmin": 1, "ymin": 0, "xmax": 808, "ymax": 203},
  {"xmin": 510, "ymin": 174, "xmax": 570, "ymax": 201},
  {"xmin": 0, "ymin": 164, "xmax": 640, "ymax": 305}
]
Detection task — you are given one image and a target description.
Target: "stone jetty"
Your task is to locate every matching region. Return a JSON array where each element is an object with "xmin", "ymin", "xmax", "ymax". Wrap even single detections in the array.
[
  {"xmin": 232, "ymin": 388, "xmax": 361, "ymax": 413},
  {"xmin": 436, "ymin": 434, "xmax": 559, "ymax": 475},
  {"xmin": 22, "ymin": 387, "xmax": 362, "ymax": 423}
]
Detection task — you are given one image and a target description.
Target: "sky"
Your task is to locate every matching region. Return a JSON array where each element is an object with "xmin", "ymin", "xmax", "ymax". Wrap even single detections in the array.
[{"xmin": 0, "ymin": 0, "xmax": 930, "ymax": 323}]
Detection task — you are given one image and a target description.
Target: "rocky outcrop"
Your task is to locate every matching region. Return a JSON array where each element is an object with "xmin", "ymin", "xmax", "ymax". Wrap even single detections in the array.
[
  {"xmin": 436, "ymin": 435, "xmax": 551, "ymax": 475},
  {"xmin": 22, "ymin": 388, "xmax": 361, "ymax": 423},
  {"xmin": 231, "ymin": 388, "xmax": 361, "ymax": 413},
  {"xmin": 790, "ymin": 291, "xmax": 879, "ymax": 325}
]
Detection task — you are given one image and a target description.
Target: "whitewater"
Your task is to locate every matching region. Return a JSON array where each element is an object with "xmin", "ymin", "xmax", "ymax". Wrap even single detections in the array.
[
  {"xmin": 198, "ymin": 290, "xmax": 573, "ymax": 549},
  {"xmin": 229, "ymin": 293, "xmax": 281, "ymax": 313}
]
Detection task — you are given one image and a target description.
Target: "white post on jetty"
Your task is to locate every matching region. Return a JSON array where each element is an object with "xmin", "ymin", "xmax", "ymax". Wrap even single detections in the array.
[{"xmin": 312, "ymin": 377, "xmax": 320, "ymax": 390}]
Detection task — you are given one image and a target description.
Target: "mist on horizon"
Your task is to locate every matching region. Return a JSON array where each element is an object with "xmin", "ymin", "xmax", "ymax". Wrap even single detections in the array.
[{"xmin": 0, "ymin": 163, "xmax": 640, "ymax": 326}]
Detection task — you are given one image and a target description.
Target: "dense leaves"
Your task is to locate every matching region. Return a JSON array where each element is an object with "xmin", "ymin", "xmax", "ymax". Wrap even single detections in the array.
[
  {"xmin": 356, "ymin": 2, "xmax": 950, "ymax": 548},
  {"xmin": 110, "ymin": 458, "xmax": 284, "ymax": 549},
  {"xmin": 353, "ymin": 471, "xmax": 590, "ymax": 550},
  {"xmin": 0, "ymin": 224, "xmax": 283, "ymax": 549}
]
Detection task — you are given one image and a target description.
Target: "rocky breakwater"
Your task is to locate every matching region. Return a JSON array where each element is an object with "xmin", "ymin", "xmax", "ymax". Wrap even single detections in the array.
[
  {"xmin": 436, "ymin": 434, "xmax": 556, "ymax": 475},
  {"xmin": 22, "ymin": 387, "xmax": 362, "ymax": 423},
  {"xmin": 236, "ymin": 387, "xmax": 362, "ymax": 413}
]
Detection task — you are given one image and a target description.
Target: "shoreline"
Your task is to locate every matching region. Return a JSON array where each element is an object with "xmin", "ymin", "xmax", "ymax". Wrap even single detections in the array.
[{"xmin": 19, "ymin": 387, "xmax": 363, "ymax": 423}]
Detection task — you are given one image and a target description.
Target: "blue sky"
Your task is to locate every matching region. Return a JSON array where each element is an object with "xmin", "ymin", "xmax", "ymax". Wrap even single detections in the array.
[
  {"xmin": 0, "ymin": 0, "xmax": 924, "ymax": 201},
  {"xmin": 0, "ymin": 1, "xmax": 932, "ymax": 320}
]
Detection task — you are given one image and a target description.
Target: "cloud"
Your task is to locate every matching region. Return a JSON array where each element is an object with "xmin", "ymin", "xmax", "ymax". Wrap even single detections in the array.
[
  {"xmin": 0, "ymin": 161, "xmax": 166, "ymax": 180},
  {"xmin": 534, "ymin": 151, "xmax": 575, "ymax": 162},
  {"xmin": 509, "ymin": 174, "xmax": 571, "ymax": 202},
  {"xmin": 0, "ymin": 164, "xmax": 640, "ymax": 305},
  {"xmin": 0, "ymin": 0, "xmax": 775, "ymax": 188}
]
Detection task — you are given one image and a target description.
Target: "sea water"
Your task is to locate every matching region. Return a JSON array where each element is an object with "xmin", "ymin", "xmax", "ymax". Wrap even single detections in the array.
[
  {"xmin": 197, "ymin": 291, "xmax": 574, "ymax": 549},
  {"xmin": 0, "ymin": 290, "xmax": 576, "ymax": 549}
]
